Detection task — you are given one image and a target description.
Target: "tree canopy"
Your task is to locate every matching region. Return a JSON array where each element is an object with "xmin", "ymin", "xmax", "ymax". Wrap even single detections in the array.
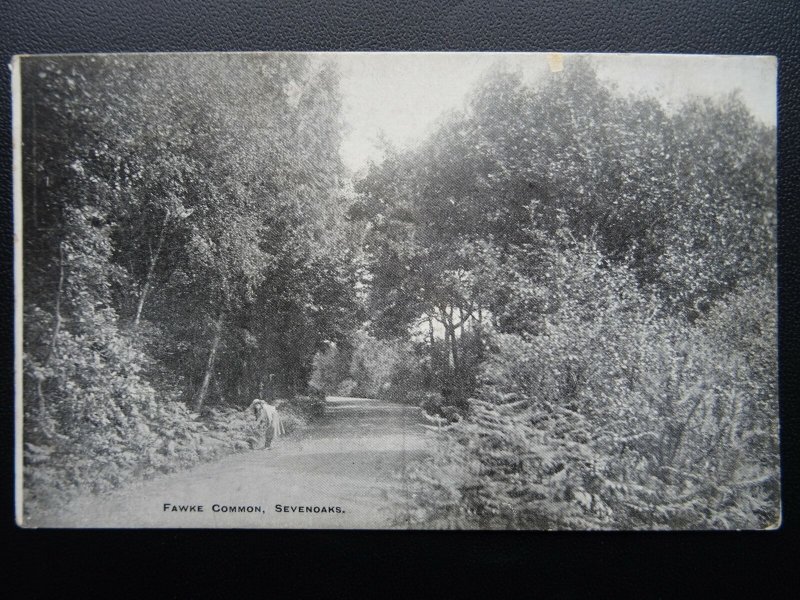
[{"xmin": 21, "ymin": 55, "xmax": 778, "ymax": 529}]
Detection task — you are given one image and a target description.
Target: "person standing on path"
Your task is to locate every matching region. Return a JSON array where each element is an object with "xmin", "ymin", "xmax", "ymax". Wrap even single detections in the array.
[{"xmin": 247, "ymin": 398, "xmax": 285, "ymax": 450}]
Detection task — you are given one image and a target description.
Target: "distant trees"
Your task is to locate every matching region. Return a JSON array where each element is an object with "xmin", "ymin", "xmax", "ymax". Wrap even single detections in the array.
[
  {"xmin": 355, "ymin": 59, "xmax": 776, "ymax": 398},
  {"xmin": 309, "ymin": 328, "xmax": 421, "ymax": 401}
]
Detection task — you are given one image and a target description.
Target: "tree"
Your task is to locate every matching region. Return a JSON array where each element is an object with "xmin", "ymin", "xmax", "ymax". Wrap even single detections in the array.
[
  {"xmin": 370, "ymin": 58, "xmax": 778, "ymax": 529},
  {"xmin": 20, "ymin": 54, "xmax": 358, "ymax": 513}
]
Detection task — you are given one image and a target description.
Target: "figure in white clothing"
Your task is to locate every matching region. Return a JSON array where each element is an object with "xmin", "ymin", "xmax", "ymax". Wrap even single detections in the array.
[{"xmin": 247, "ymin": 398, "xmax": 285, "ymax": 450}]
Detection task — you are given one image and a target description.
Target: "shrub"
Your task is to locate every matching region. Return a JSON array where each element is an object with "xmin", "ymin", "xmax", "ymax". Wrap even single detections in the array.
[
  {"xmin": 22, "ymin": 300, "xmax": 316, "ymax": 520},
  {"xmin": 410, "ymin": 390, "xmax": 463, "ymax": 423},
  {"xmin": 399, "ymin": 241, "xmax": 779, "ymax": 529}
]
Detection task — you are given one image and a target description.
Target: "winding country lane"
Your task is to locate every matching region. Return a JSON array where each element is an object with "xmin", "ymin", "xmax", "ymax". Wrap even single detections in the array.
[{"xmin": 29, "ymin": 397, "xmax": 430, "ymax": 529}]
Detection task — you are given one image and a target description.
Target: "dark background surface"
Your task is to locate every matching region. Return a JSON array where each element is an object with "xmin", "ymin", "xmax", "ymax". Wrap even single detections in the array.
[{"xmin": 2, "ymin": 0, "xmax": 798, "ymax": 594}]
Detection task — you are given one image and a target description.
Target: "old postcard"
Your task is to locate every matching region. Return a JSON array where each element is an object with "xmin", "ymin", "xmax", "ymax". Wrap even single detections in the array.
[{"xmin": 13, "ymin": 52, "xmax": 779, "ymax": 529}]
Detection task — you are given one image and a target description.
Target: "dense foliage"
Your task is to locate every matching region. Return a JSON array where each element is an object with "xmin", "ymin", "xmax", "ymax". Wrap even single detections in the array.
[
  {"xmin": 364, "ymin": 60, "xmax": 778, "ymax": 529},
  {"xmin": 397, "ymin": 242, "xmax": 777, "ymax": 529},
  {"xmin": 21, "ymin": 55, "xmax": 778, "ymax": 529},
  {"xmin": 21, "ymin": 55, "xmax": 357, "ymax": 515}
]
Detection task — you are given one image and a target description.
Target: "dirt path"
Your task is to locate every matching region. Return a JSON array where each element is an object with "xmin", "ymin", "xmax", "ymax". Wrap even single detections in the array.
[{"xmin": 30, "ymin": 397, "xmax": 431, "ymax": 529}]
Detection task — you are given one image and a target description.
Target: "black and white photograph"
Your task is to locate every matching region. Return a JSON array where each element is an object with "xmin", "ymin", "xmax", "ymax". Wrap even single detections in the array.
[{"xmin": 13, "ymin": 51, "xmax": 778, "ymax": 529}]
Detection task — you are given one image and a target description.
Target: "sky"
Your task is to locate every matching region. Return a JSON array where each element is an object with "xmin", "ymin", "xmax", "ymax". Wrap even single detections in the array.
[{"xmin": 318, "ymin": 53, "xmax": 777, "ymax": 173}]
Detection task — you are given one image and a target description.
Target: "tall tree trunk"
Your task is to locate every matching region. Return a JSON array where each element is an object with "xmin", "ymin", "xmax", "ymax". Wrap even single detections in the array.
[
  {"xmin": 194, "ymin": 313, "xmax": 224, "ymax": 411},
  {"xmin": 444, "ymin": 307, "xmax": 463, "ymax": 404},
  {"xmin": 440, "ymin": 306, "xmax": 453, "ymax": 376},
  {"xmin": 474, "ymin": 306, "xmax": 484, "ymax": 359},
  {"xmin": 133, "ymin": 209, "xmax": 170, "ymax": 326},
  {"xmin": 447, "ymin": 307, "xmax": 460, "ymax": 378},
  {"xmin": 237, "ymin": 358, "xmax": 247, "ymax": 403},
  {"xmin": 427, "ymin": 314, "xmax": 436, "ymax": 368}
]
